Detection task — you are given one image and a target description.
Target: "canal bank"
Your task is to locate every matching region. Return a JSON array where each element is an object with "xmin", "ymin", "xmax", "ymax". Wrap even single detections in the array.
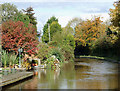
[
  {"xmin": 77, "ymin": 55, "xmax": 119, "ymax": 63},
  {"xmin": 0, "ymin": 71, "xmax": 33, "ymax": 87}
]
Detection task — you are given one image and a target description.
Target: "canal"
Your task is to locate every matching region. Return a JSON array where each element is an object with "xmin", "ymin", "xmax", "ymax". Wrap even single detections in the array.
[{"xmin": 2, "ymin": 58, "xmax": 119, "ymax": 90}]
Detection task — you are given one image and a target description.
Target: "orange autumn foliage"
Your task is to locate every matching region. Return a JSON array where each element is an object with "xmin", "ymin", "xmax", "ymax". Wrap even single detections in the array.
[{"xmin": 74, "ymin": 17, "xmax": 106, "ymax": 46}]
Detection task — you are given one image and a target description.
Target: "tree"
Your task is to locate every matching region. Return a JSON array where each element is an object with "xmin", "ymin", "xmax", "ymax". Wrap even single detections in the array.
[
  {"xmin": 51, "ymin": 30, "xmax": 75, "ymax": 49},
  {"xmin": 2, "ymin": 20, "xmax": 38, "ymax": 55},
  {"xmin": 2, "ymin": 3, "xmax": 19, "ymax": 22},
  {"xmin": 42, "ymin": 16, "xmax": 62, "ymax": 43},
  {"xmin": 23, "ymin": 6, "xmax": 37, "ymax": 28},
  {"xmin": 74, "ymin": 17, "xmax": 106, "ymax": 47},
  {"xmin": 109, "ymin": 0, "xmax": 120, "ymax": 38},
  {"xmin": 109, "ymin": 0, "xmax": 120, "ymax": 28},
  {"xmin": 109, "ymin": 0, "xmax": 120, "ymax": 59},
  {"xmin": 109, "ymin": 0, "xmax": 120, "ymax": 40},
  {"xmin": 50, "ymin": 30, "xmax": 75, "ymax": 61},
  {"xmin": 47, "ymin": 16, "xmax": 58, "ymax": 24},
  {"xmin": 14, "ymin": 12, "xmax": 30, "ymax": 27},
  {"xmin": 65, "ymin": 17, "xmax": 83, "ymax": 34},
  {"xmin": 37, "ymin": 42, "xmax": 49, "ymax": 61},
  {"xmin": 50, "ymin": 21, "xmax": 62, "ymax": 40}
]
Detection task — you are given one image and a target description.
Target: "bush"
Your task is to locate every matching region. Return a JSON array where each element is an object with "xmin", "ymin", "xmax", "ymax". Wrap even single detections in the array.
[
  {"xmin": 91, "ymin": 37, "xmax": 113, "ymax": 56},
  {"xmin": 49, "ymin": 31, "xmax": 75, "ymax": 62},
  {"xmin": 1, "ymin": 50, "xmax": 17, "ymax": 68},
  {"xmin": 48, "ymin": 47, "xmax": 65, "ymax": 62},
  {"xmin": 1, "ymin": 50, "xmax": 9, "ymax": 68},
  {"xmin": 9, "ymin": 53, "xmax": 17, "ymax": 65},
  {"xmin": 37, "ymin": 42, "xmax": 50, "ymax": 61},
  {"xmin": 52, "ymin": 31, "xmax": 75, "ymax": 49},
  {"xmin": 61, "ymin": 45, "xmax": 74, "ymax": 61}
]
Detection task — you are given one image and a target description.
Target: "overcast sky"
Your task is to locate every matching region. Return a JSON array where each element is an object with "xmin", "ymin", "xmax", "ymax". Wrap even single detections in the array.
[{"xmin": 0, "ymin": 0, "xmax": 116, "ymax": 32}]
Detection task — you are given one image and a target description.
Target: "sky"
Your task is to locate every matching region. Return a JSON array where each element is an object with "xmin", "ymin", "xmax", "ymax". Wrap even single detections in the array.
[{"xmin": 0, "ymin": 0, "xmax": 117, "ymax": 33}]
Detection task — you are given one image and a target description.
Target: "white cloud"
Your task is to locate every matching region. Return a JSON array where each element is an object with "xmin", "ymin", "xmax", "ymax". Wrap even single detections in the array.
[
  {"xmin": 56, "ymin": 13, "xmax": 110, "ymax": 27},
  {"xmin": 57, "ymin": 16, "xmax": 73, "ymax": 27},
  {"xmin": 80, "ymin": 13, "xmax": 110, "ymax": 21},
  {"xmin": 86, "ymin": 8, "xmax": 101, "ymax": 12}
]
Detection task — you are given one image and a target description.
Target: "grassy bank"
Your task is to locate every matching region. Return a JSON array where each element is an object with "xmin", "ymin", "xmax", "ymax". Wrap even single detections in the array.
[{"xmin": 76, "ymin": 55, "xmax": 119, "ymax": 63}]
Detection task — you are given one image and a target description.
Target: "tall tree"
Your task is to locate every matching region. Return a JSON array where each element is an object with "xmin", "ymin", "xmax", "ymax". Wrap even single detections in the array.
[
  {"xmin": 42, "ymin": 16, "xmax": 61, "ymax": 43},
  {"xmin": 23, "ymin": 7, "xmax": 37, "ymax": 28},
  {"xmin": 2, "ymin": 3, "xmax": 19, "ymax": 22},
  {"xmin": 109, "ymin": 0, "xmax": 120, "ymax": 37},
  {"xmin": 50, "ymin": 21, "xmax": 62, "ymax": 40},
  {"xmin": 2, "ymin": 20, "xmax": 38, "ymax": 55},
  {"xmin": 109, "ymin": 0, "xmax": 120, "ymax": 58},
  {"xmin": 109, "ymin": 0, "xmax": 120, "ymax": 28},
  {"xmin": 74, "ymin": 17, "xmax": 106, "ymax": 47}
]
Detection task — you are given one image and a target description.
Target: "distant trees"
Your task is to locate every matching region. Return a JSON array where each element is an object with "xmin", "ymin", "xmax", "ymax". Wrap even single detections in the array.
[
  {"xmin": 2, "ymin": 3, "xmax": 19, "ymax": 22},
  {"xmin": 1, "ymin": 3, "xmax": 34, "ymax": 28},
  {"xmin": 42, "ymin": 16, "xmax": 62, "ymax": 43},
  {"xmin": 65, "ymin": 18, "xmax": 82, "ymax": 34}
]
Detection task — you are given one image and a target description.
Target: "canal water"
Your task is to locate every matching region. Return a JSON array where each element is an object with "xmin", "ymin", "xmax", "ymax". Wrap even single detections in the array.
[{"xmin": 3, "ymin": 58, "xmax": 119, "ymax": 90}]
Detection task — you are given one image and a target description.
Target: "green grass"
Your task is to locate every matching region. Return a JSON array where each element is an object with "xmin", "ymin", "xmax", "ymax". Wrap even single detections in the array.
[
  {"xmin": 79, "ymin": 55, "xmax": 118, "ymax": 63},
  {"xmin": 80, "ymin": 55, "xmax": 104, "ymax": 59}
]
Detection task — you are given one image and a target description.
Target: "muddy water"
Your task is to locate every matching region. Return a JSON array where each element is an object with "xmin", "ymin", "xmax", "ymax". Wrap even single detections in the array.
[{"xmin": 3, "ymin": 58, "xmax": 119, "ymax": 89}]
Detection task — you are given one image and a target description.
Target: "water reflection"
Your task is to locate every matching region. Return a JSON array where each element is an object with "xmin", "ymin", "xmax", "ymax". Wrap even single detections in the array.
[
  {"xmin": 3, "ymin": 58, "xmax": 119, "ymax": 90},
  {"xmin": 74, "ymin": 58, "xmax": 118, "ymax": 89}
]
